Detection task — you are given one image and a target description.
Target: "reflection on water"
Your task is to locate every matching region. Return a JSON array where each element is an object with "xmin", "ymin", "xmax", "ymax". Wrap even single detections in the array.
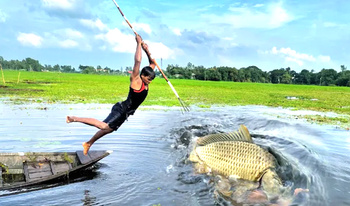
[
  {"xmin": 82, "ymin": 190, "xmax": 97, "ymax": 206},
  {"xmin": 0, "ymin": 103, "xmax": 349, "ymax": 206}
]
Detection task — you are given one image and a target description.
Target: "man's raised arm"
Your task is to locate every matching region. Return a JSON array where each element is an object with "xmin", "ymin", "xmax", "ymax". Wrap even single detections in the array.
[
  {"xmin": 141, "ymin": 43, "xmax": 156, "ymax": 70},
  {"xmin": 131, "ymin": 34, "xmax": 143, "ymax": 80}
]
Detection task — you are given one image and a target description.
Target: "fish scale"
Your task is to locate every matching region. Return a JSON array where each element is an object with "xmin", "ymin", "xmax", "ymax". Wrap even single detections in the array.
[{"xmin": 195, "ymin": 141, "xmax": 276, "ymax": 181}]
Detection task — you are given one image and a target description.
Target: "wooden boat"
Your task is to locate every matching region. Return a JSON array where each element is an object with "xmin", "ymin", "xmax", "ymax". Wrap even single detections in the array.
[{"xmin": 0, "ymin": 150, "xmax": 112, "ymax": 190}]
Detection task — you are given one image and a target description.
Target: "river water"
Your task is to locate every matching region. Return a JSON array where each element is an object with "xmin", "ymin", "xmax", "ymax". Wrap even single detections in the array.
[{"xmin": 0, "ymin": 103, "xmax": 349, "ymax": 206}]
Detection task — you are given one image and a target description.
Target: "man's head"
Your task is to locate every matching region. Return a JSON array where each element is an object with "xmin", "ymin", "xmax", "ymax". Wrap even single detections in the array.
[{"xmin": 140, "ymin": 66, "xmax": 155, "ymax": 85}]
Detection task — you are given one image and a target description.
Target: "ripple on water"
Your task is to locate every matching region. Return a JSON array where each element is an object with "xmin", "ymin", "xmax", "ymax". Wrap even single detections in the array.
[{"xmin": 0, "ymin": 104, "xmax": 349, "ymax": 206}]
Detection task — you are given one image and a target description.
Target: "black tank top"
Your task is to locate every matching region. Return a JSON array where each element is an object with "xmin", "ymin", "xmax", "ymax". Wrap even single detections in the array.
[{"xmin": 121, "ymin": 82, "xmax": 148, "ymax": 114}]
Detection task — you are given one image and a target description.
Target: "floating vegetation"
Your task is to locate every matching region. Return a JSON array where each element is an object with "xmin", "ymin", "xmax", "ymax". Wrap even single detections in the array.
[
  {"xmin": 0, "ymin": 162, "xmax": 9, "ymax": 173},
  {"xmin": 297, "ymin": 114, "xmax": 350, "ymax": 130},
  {"xmin": 24, "ymin": 152, "xmax": 38, "ymax": 162},
  {"xmin": 63, "ymin": 152, "xmax": 74, "ymax": 164}
]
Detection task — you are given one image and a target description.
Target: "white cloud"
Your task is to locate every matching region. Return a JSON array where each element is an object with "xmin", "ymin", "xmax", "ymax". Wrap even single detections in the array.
[
  {"xmin": 59, "ymin": 39, "xmax": 78, "ymax": 48},
  {"xmin": 323, "ymin": 22, "xmax": 346, "ymax": 28},
  {"xmin": 123, "ymin": 22, "xmax": 152, "ymax": 34},
  {"xmin": 172, "ymin": 28, "xmax": 182, "ymax": 36},
  {"xmin": 203, "ymin": 2, "xmax": 293, "ymax": 29},
  {"xmin": 0, "ymin": 9, "xmax": 7, "ymax": 22},
  {"xmin": 80, "ymin": 19, "xmax": 108, "ymax": 31},
  {"xmin": 17, "ymin": 33, "xmax": 43, "ymax": 47},
  {"xmin": 254, "ymin": 4, "xmax": 264, "ymax": 8},
  {"xmin": 268, "ymin": 47, "xmax": 332, "ymax": 66},
  {"xmin": 144, "ymin": 41, "xmax": 174, "ymax": 59},
  {"xmin": 268, "ymin": 3, "xmax": 291, "ymax": 28},
  {"xmin": 318, "ymin": 55, "xmax": 331, "ymax": 62},
  {"xmin": 272, "ymin": 47, "xmax": 316, "ymax": 61},
  {"xmin": 41, "ymin": 0, "xmax": 75, "ymax": 10},
  {"xmin": 96, "ymin": 28, "xmax": 174, "ymax": 59},
  {"xmin": 63, "ymin": 28, "xmax": 83, "ymax": 39},
  {"xmin": 285, "ymin": 57, "xmax": 304, "ymax": 66},
  {"xmin": 95, "ymin": 28, "xmax": 135, "ymax": 53}
]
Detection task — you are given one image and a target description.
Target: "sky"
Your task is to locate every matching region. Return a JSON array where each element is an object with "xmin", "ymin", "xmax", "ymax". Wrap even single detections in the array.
[{"xmin": 0, "ymin": 0, "xmax": 349, "ymax": 72}]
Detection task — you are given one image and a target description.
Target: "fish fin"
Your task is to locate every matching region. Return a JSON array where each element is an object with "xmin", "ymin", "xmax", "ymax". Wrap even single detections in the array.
[
  {"xmin": 189, "ymin": 150, "xmax": 200, "ymax": 163},
  {"xmin": 237, "ymin": 124, "xmax": 253, "ymax": 143},
  {"xmin": 196, "ymin": 125, "xmax": 252, "ymax": 145}
]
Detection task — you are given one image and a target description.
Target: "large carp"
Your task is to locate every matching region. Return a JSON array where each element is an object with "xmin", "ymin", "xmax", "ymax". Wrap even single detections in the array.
[{"xmin": 188, "ymin": 125, "xmax": 284, "ymax": 199}]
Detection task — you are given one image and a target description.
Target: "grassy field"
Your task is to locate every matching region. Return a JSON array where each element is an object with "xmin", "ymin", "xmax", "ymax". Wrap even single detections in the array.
[{"xmin": 1, "ymin": 70, "xmax": 350, "ymax": 118}]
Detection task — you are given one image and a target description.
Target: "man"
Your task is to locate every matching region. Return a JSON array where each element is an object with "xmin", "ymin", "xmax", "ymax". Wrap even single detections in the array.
[{"xmin": 66, "ymin": 34, "xmax": 156, "ymax": 155}]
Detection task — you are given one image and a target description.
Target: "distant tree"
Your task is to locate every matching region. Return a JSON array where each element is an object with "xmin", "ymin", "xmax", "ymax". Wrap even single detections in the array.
[
  {"xmin": 217, "ymin": 66, "xmax": 230, "ymax": 81},
  {"xmin": 61, "ymin": 65, "xmax": 75, "ymax": 73},
  {"xmin": 269, "ymin": 68, "xmax": 285, "ymax": 83},
  {"xmin": 341, "ymin": 65, "xmax": 347, "ymax": 72},
  {"xmin": 336, "ymin": 65, "xmax": 350, "ymax": 86},
  {"xmin": 289, "ymin": 69, "xmax": 298, "ymax": 84},
  {"xmin": 228, "ymin": 67, "xmax": 239, "ymax": 82},
  {"xmin": 246, "ymin": 66, "xmax": 266, "ymax": 83},
  {"xmin": 25, "ymin": 57, "xmax": 43, "ymax": 71},
  {"xmin": 319, "ymin": 68, "xmax": 338, "ymax": 86},
  {"xmin": 53, "ymin": 64, "xmax": 60, "ymax": 72},
  {"xmin": 167, "ymin": 64, "xmax": 184, "ymax": 78},
  {"xmin": 104, "ymin": 66, "xmax": 111, "ymax": 73},
  {"xmin": 186, "ymin": 62, "xmax": 194, "ymax": 70},
  {"xmin": 295, "ymin": 69, "xmax": 311, "ymax": 84},
  {"xmin": 79, "ymin": 65, "xmax": 96, "ymax": 74},
  {"xmin": 44, "ymin": 64, "xmax": 53, "ymax": 71},
  {"xmin": 207, "ymin": 67, "xmax": 221, "ymax": 81},
  {"xmin": 193, "ymin": 66, "xmax": 206, "ymax": 80},
  {"xmin": 281, "ymin": 72, "xmax": 292, "ymax": 84}
]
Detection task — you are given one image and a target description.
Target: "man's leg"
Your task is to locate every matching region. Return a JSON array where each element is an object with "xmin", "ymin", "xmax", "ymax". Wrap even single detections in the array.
[
  {"xmin": 67, "ymin": 116, "xmax": 108, "ymax": 130},
  {"xmin": 83, "ymin": 127, "xmax": 114, "ymax": 155}
]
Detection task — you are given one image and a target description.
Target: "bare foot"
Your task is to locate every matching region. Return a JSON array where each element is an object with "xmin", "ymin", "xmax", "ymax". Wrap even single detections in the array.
[
  {"xmin": 83, "ymin": 142, "xmax": 91, "ymax": 156},
  {"xmin": 66, "ymin": 116, "xmax": 76, "ymax": 123}
]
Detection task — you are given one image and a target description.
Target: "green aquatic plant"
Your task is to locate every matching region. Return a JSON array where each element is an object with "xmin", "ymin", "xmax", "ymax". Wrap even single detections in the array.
[
  {"xmin": 0, "ymin": 162, "xmax": 9, "ymax": 173},
  {"xmin": 302, "ymin": 114, "xmax": 350, "ymax": 129},
  {"xmin": 25, "ymin": 152, "xmax": 38, "ymax": 162},
  {"xmin": 63, "ymin": 152, "xmax": 74, "ymax": 164}
]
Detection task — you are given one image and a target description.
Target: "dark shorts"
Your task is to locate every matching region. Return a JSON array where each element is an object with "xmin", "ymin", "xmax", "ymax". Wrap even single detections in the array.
[{"xmin": 103, "ymin": 102, "xmax": 128, "ymax": 131}]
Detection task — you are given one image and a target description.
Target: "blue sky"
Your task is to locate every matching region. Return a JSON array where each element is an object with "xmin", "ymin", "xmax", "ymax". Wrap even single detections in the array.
[{"xmin": 0, "ymin": 0, "xmax": 348, "ymax": 72}]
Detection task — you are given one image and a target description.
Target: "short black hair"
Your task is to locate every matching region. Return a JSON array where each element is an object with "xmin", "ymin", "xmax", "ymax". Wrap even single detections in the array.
[{"xmin": 140, "ymin": 66, "xmax": 155, "ymax": 80}]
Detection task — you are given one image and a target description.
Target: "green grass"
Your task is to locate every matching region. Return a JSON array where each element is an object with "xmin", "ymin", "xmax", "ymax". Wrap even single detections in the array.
[{"xmin": 1, "ymin": 70, "xmax": 350, "ymax": 116}]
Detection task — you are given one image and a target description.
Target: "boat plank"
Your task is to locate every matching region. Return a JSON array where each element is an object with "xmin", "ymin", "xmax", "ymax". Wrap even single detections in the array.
[
  {"xmin": 77, "ymin": 151, "xmax": 92, "ymax": 164},
  {"xmin": 54, "ymin": 162, "xmax": 70, "ymax": 173},
  {"xmin": 0, "ymin": 169, "xmax": 2, "ymax": 186},
  {"xmin": 49, "ymin": 161, "xmax": 56, "ymax": 175},
  {"xmin": 23, "ymin": 162, "xmax": 30, "ymax": 182},
  {"xmin": 88, "ymin": 151, "xmax": 106, "ymax": 160},
  {"xmin": 28, "ymin": 167, "xmax": 51, "ymax": 174},
  {"xmin": 8, "ymin": 169, "xmax": 24, "ymax": 174},
  {"xmin": 29, "ymin": 170, "xmax": 52, "ymax": 179},
  {"xmin": 27, "ymin": 162, "xmax": 51, "ymax": 172}
]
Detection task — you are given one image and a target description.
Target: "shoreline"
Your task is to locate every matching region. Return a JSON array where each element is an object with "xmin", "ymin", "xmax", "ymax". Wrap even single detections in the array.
[{"xmin": 2, "ymin": 100, "xmax": 349, "ymax": 130}]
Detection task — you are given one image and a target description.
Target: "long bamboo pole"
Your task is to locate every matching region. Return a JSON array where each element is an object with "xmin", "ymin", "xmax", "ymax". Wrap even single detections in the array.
[{"xmin": 111, "ymin": 0, "xmax": 189, "ymax": 112}]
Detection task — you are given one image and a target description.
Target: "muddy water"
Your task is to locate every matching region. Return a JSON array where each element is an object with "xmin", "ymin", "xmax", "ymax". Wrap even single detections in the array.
[{"xmin": 0, "ymin": 103, "xmax": 349, "ymax": 206}]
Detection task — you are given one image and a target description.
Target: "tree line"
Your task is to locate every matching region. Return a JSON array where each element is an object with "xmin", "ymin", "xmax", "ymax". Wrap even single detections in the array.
[
  {"xmin": 0, "ymin": 56, "xmax": 131, "ymax": 75},
  {"xmin": 165, "ymin": 63, "xmax": 349, "ymax": 86},
  {"xmin": 1, "ymin": 56, "xmax": 349, "ymax": 86}
]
